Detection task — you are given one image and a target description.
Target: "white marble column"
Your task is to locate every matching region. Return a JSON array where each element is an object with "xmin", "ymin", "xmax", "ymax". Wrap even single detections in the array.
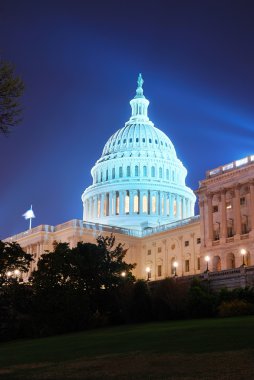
[
  {"xmin": 182, "ymin": 197, "xmax": 186, "ymax": 219},
  {"xmin": 109, "ymin": 192, "xmax": 113, "ymax": 216},
  {"xmin": 249, "ymin": 181, "xmax": 254, "ymax": 234},
  {"xmin": 101, "ymin": 193, "xmax": 105, "ymax": 217},
  {"xmin": 112, "ymin": 191, "xmax": 116, "ymax": 215},
  {"xmin": 220, "ymin": 189, "xmax": 227, "ymax": 240},
  {"xmin": 207, "ymin": 193, "xmax": 214, "ymax": 242},
  {"xmin": 129, "ymin": 190, "xmax": 134, "ymax": 215}
]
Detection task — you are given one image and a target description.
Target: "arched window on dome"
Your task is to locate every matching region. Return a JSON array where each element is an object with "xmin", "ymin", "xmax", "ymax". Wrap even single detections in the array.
[
  {"xmin": 143, "ymin": 166, "xmax": 147, "ymax": 177},
  {"xmin": 134, "ymin": 194, "xmax": 139, "ymax": 213},
  {"xmin": 142, "ymin": 195, "xmax": 148, "ymax": 213},
  {"xmin": 116, "ymin": 192, "xmax": 119, "ymax": 215},
  {"xmin": 159, "ymin": 167, "xmax": 163, "ymax": 178},
  {"xmin": 166, "ymin": 169, "xmax": 169, "ymax": 180},
  {"xmin": 125, "ymin": 192, "xmax": 130, "ymax": 214},
  {"xmin": 152, "ymin": 195, "xmax": 156, "ymax": 213},
  {"xmin": 100, "ymin": 171, "xmax": 103, "ymax": 182},
  {"xmin": 135, "ymin": 165, "xmax": 139, "ymax": 176},
  {"xmin": 151, "ymin": 166, "xmax": 155, "ymax": 177},
  {"xmin": 119, "ymin": 167, "xmax": 123, "ymax": 178},
  {"xmin": 127, "ymin": 166, "xmax": 131, "ymax": 177},
  {"xmin": 112, "ymin": 168, "xmax": 115, "ymax": 179},
  {"xmin": 173, "ymin": 198, "xmax": 177, "ymax": 217},
  {"xmin": 106, "ymin": 169, "xmax": 108, "ymax": 181}
]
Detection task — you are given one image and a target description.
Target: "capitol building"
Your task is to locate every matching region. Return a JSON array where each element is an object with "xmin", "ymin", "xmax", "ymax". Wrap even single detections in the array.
[{"xmin": 5, "ymin": 75, "xmax": 254, "ymax": 287}]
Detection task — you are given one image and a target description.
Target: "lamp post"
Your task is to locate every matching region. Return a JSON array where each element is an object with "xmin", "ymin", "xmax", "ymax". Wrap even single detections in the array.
[
  {"xmin": 240, "ymin": 248, "xmax": 246, "ymax": 267},
  {"xmin": 146, "ymin": 266, "xmax": 151, "ymax": 281},
  {"xmin": 121, "ymin": 271, "xmax": 126, "ymax": 278},
  {"xmin": 173, "ymin": 261, "xmax": 178, "ymax": 277},
  {"xmin": 204, "ymin": 255, "xmax": 210, "ymax": 272}
]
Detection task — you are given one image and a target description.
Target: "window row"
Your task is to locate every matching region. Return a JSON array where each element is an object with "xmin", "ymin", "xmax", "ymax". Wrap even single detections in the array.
[
  {"xmin": 112, "ymin": 137, "xmax": 169, "ymax": 147},
  {"xmin": 146, "ymin": 257, "xmax": 201, "ymax": 278},
  {"xmin": 94, "ymin": 165, "xmax": 178, "ymax": 183}
]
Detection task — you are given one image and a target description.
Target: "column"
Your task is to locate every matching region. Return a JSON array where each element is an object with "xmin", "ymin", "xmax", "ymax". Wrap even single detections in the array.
[
  {"xmin": 207, "ymin": 193, "xmax": 214, "ymax": 242},
  {"xmin": 101, "ymin": 193, "xmax": 105, "ymax": 217},
  {"xmin": 199, "ymin": 200, "xmax": 205, "ymax": 247},
  {"xmin": 89, "ymin": 198, "xmax": 93, "ymax": 219},
  {"xmin": 112, "ymin": 191, "xmax": 116, "ymax": 215},
  {"xmin": 182, "ymin": 197, "xmax": 186, "ymax": 219},
  {"xmin": 163, "ymin": 192, "xmax": 167, "ymax": 217},
  {"xmin": 120, "ymin": 191, "xmax": 125, "ymax": 215},
  {"xmin": 129, "ymin": 190, "xmax": 134, "ymax": 215},
  {"xmin": 170, "ymin": 194, "xmax": 174, "ymax": 218},
  {"xmin": 220, "ymin": 189, "xmax": 227, "ymax": 240},
  {"xmin": 176, "ymin": 195, "xmax": 181, "ymax": 219},
  {"xmin": 234, "ymin": 184, "xmax": 241, "ymax": 237},
  {"xmin": 94, "ymin": 195, "xmax": 98, "ymax": 218},
  {"xmin": 249, "ymin": 181, "xmax": 254, "ymax": 235},
  {"xmin": 109, "ymin": 192, "xmax": 113, "ymax": 216}
]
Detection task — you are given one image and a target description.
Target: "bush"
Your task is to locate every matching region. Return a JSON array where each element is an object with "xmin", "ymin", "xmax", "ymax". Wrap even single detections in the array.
[{"xmin": 218, "ymin": 299, "xmax": 254, "ymax": 317}]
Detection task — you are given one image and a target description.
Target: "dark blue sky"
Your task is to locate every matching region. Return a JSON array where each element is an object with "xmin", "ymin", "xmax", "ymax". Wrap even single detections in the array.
[{"xmin": 1, "ymin": 0, "xmax": 254, "ymax": 238}]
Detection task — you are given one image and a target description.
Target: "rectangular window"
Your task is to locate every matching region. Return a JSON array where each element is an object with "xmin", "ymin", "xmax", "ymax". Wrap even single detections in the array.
[
  {"xmin": 196, "ymin": 237, "xmax": 201, "ymax": 244},
  {"xmin": 197, "ymin": 257, "xmax": 200, "ymax": 270},
  {"xmin": 184, "ymin": 241, "xmax": 189, "ymax": 247},
  {"xmin": 157, "ymin": 265, "xmax": 162, "ymax": 277},
  {"xmin": 147, "ymin": 249, "xmax": 151, "ymax": 255},
  {"xmin": 213, "ymin": 205, "xmax": 218, "ymax": 213},
  {"xmin": 240, "ymin": 197, "xmax": 245, "ymax": 206},
  {"xmin": 185, "ymin": 260, "xmax": 190, "ymax": 272},
  {"xmin": 226, "ymin": 201, "xmax": 232, "ymax": 209},
  {"xmin": 158, "ymin": 247, "xmax": 162, "ymax": 253}
]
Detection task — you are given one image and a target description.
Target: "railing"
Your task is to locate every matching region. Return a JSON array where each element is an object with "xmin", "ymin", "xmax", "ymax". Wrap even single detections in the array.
[
  {"xmin": 4, "ymin": 215, "xmax": 201, "ymax": 242},
  {"xmin": 206, "ymin": 154, "xmax": 254, "ymax": 179}
]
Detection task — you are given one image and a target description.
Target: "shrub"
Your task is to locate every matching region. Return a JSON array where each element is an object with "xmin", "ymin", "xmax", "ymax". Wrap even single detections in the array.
[{"xmin": 218, "ymin": 299, "xmax": 254, "ymax": 317}]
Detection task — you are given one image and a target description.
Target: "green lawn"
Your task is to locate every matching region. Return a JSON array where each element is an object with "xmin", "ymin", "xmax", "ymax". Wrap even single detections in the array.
[{"xmin": 1, "ymin": 317, "xmax": 254, "ymax": 379}]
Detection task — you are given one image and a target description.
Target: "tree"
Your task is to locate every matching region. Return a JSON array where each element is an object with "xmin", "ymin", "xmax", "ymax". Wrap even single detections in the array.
[
  {"xmin": 0, "ymin": 241, "xmax": 33, "ymax": 285},
  {"xmin": 0, "ymin": 61, "xmax": 24, "ymax": 134}
]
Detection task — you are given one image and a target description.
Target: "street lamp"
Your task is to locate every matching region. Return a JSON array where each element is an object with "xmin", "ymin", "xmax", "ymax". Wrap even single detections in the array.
[
  {"xmin": 204, "ymin": 255, "xmax": 210, "ymax": 272},
  {"xmin": 173, "ymin": 261, "xmax": 178, "ymax": 277},
  {"xmin": 146, "ymin": 266, "xmax": 151, "ymax": 281},
  {"xmin": 6, "ymin": 271, "xmax": 12, "ymax": 278},
  {"xmin": 14, "ymin": 269, "xmax": 20, "ymax": 277},
  {"xmin": 240, "ymin": 248, "xmax": 246, "ymax": 267},
  {"xmin": 121, "ymin": 271, "xmax": 126, "ymax": 278}
]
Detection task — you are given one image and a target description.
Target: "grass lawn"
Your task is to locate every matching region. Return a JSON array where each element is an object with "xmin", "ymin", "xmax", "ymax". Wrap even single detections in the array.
[{"xmin": 0, "ymin": 316, "xmax": 254, "ymax": 379}]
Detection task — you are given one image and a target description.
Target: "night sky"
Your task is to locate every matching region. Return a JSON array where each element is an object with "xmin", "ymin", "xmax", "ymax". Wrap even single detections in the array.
[{"xmin": 1, "ymin": 0, "xmax": 254, "ymax": 239}]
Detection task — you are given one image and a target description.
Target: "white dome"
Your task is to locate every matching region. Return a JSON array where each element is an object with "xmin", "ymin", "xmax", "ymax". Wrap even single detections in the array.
[{"xmin": 82, "ymin": 74, "xmax": 196, "ymax": 230}]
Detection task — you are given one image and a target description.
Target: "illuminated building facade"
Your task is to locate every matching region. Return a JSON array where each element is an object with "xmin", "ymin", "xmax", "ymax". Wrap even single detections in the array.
[{"xmin": 4, "ymin": 76, "xmax": 254, "ymax": 287}]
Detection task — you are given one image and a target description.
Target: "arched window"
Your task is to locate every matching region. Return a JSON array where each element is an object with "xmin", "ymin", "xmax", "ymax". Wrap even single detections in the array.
[
  {"xmin": 135, "ymin": 165, "xmax": 139, "ymax": 176},
  {"xmin": 134, "ymin": 195, "xmax": 139, "ymax": 213},
  {"xmin": 166, "ymin": 169, "xmax": 169, "ymax": 180},
  {"xmin": 127, "ymin": 166, "xmax": 131, "ymax": 177},
  {"xmin": 159, "ymin": 167, "xmax": 162, "ymax": 178},
  {"xmin": 151, "ymin": 166, "xmax": 155, "ymax": 177},
  {"xmin": 143, "ymin": 166, "xmax": 147, "ymax": 177},
  {"xmin": 125, "ymin": 194, "xmax": 130, "ymax": 214},
  {"xmin": 119, "ymin": 167, "xmax": 123, "ymax": 178},
  {"xmin": 152, "ymin": 195, "xmax": 156, "ymax": 213},
  {"xmin": 100, "ymin": 171, "xmax": 103, "ymax": 182},
  {"xmin": 106, "ymin": 169, "xmax": 108, "ymax": 181},
  {"xmin": 143, "ymin": 195, "xmax": 148, "ymax": 213},
  {"xmin": 112, "ymin": 168, "xmax": 115, "ymax": 179},
  {"xmin": 173, "ymin": 199, "xmax": 177, "ymax": 216}
]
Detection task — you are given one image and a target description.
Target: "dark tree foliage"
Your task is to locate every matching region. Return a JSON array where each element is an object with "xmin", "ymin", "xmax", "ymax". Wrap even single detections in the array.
[
  {"xmin": 0, "ymin": 61, "xmax": 24, "ymax": 134},
  {"xmin": 0, "ymin": 241, "xmax": 33, "ymax": 285}
]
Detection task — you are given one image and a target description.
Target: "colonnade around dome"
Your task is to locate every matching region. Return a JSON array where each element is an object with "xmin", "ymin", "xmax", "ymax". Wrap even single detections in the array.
[{"xmin": 83, "ymin": 189, "xmax": 194, "ymax": 224}]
